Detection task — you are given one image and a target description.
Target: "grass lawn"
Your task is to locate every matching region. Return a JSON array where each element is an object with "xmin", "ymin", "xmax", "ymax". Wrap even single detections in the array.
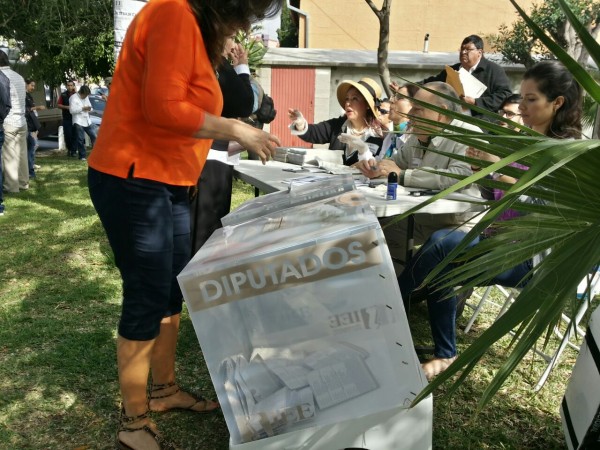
[{"xmin": 0, "ymin": 150, "xmax": 577, "ymax": 449}]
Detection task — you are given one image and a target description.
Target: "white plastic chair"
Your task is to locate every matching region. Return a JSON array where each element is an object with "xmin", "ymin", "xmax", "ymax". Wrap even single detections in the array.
[{"xmin": 461, "ymin": 266, "xmax": 600, "ymax": 391}]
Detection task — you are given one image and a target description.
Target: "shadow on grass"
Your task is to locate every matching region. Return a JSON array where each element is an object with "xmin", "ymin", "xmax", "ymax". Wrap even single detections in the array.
[{"xmin": 0, "ymin": 155, "xmax": 569, "ymax": 449}]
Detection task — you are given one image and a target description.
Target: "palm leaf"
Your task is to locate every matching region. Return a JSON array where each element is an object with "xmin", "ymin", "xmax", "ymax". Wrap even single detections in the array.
[{"xmin": 406, "ymin": 0, "xmax": 600, "ymax": 408}]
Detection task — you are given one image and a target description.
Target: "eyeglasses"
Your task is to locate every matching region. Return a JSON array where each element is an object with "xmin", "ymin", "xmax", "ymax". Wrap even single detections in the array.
[
  {"xmin": 498, "ymin": 109, "xmax": 521, "ymax": 119},
  {"xmin": 377, "ymin": 108, "xmax": 389, "ymax": 115},
  {"xmin": 460, "ymin": 47, "xmax": 480, "ymax": 53}
]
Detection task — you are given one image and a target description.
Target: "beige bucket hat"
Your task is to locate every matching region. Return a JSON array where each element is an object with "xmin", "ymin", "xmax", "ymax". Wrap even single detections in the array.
[{"xmin": 336, "ymin": 77, "xmax": 383, "ymax": 117}]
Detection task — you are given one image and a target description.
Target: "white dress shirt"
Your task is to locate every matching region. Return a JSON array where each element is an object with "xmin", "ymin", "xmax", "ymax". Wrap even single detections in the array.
[
  {"xmin": 0, "ymin": 66, "xmax": 26, "ymax": 129},
  {"xmin": 69, "ymin": 94, "xmax": 93, "ymax": 127}
]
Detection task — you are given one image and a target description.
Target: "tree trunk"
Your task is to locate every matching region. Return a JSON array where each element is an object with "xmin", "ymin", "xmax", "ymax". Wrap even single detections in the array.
[
  {"xmin": 364, "ymin": 0, "xmax": 392, "ymax": 98},
  {"xmin": 378, "ymin": 11, "xmax": 391, "ymax": 97}
]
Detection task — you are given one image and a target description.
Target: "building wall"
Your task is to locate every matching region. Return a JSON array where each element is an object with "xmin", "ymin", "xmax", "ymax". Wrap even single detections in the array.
[{"xmin": 297, "ymin": 0, "xmax": 536, "ymax": 52}]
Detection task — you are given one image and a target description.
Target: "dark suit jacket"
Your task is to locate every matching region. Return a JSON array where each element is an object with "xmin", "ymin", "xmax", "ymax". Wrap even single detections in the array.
[
  {"xmin": 422, "ymin": 57, "xmax": 513, "ymax": 116},
  {"xmin": 211, "ymin": 58, "xmax": 254, "ymax": 151}
]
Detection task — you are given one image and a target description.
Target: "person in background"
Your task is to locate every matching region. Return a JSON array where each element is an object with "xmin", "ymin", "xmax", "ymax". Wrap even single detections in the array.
[
  {"xmin": 0, "ymin": 68, "xmax": 10, "ymax": 215},
  {"xmin": 471, "ymin": 93, "xmax": 524, "ymax": 201},
  {"xmin": 103, "ymin": 76, "xmax": 112, "ymax": 100},
  {"xmin": 288, "ymin": 77, "xmax": 385, "ymax": 165},
  {"xmin": 356, "ymin": 82, "xmax": 482, "ymax": 271},
  {"xmin": 69, "ymin": 85, "xmax": 96, "ymax": 161},
  {"xmin": 378, "ymin": 98, "xmax": 392, "ymax": 131},
  {"xmin": 190, "ymin": 34, "xmax": 254, "ymax": 254},
  {"xmin": 87, "ymin": 0, "xmax": 283, "ymax": 448},
  {"xmin": 399, "ymin": 60, "xmax": 582, "ymax": 380},
  {"xmin": 0, "ymin": 50, "xmax": 28, "ymax": 194},
  {"xmin": 497, "ymin": 93, "xmax": 523, "ymax": 129},
  {"xmin": 57, "ymin": 80, "xmax": 77, "ymax": 157},
  {"xmin": 380, "ymin": 82, "xmax": 419, "ymax": 158},
  {"xmin": 25, "ymin": 79, "xmax": 45, "ymax": 178},
  {"xmin": 420, "ymin": 35, "xmax": 512, "ymax": 117}
]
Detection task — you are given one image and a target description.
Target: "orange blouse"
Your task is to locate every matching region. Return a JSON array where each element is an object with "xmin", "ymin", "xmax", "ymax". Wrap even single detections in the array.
[{"xmin": 88, "ymin": 0, "xmax": 223, "ymax": 186}]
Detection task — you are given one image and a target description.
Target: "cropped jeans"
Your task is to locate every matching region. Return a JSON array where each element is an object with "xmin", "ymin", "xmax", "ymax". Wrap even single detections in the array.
[
  {"xmin": 398, "ymin": 228, "xmax": 533, "ymax": 358},
  {"xmin": 88, "ymin": 167, "xmax": 191, "ymax": 341}
]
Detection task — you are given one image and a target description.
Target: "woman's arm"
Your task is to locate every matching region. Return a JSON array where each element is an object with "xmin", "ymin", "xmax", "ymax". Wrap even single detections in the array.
[{"xmin": 194, "ymin": 114, "xmax": 279, "ymax": 164}]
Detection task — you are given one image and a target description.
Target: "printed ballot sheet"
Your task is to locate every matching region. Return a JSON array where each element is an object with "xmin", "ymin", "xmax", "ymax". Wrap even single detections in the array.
[
  {"xmin": 179, "ymin": 182, "xmax": 426, "ymax": 445},
  {"xmin": 444, "ymin": 65, "xmax": 488, "ymax": 99}
]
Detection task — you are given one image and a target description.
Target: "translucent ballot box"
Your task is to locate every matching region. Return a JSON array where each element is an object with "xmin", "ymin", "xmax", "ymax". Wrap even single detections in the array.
[{"xmin": 178, "ymin": 182, "xmax": 432, "ymax": 449}]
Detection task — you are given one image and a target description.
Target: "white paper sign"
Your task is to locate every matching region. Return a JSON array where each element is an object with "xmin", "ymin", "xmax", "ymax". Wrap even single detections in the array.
[{"xmin": 113, "ymin": 0, "xmax": 148, "ymax": 60}]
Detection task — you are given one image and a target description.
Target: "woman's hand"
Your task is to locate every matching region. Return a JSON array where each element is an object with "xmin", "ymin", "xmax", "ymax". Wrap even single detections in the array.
[
  {"xmin": 231, "ymin": 43, "xmax": 248, "ymax": 66},
  {"xmin": 195, "ymin": 115, "xmax": 279, "ymax": 165},
  {"xmin": 355, "ymin": 158, "xmax": 401, "ymax": 179},
  {"xmin": 466, "ymin": 147, "xmax": 499, "ymax": 170},
  {"xmin": 288, "ymin": 108, "xmax": 307, "ymax": 131},
  {"xmin": 236, "ymin": 125, "xmax": 280, "ymax": 164}
]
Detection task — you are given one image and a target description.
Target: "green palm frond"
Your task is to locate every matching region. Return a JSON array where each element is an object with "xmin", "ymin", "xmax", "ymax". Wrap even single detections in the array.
[{"xmin": 407, "ymin": 0, "xmax": 600, "ymax": 409}]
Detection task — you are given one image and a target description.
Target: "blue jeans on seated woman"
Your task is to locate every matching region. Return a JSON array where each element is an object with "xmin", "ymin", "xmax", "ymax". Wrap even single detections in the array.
[{"xmin": 398, "ymin": 228, "xmax": 533, "ymax": 358}]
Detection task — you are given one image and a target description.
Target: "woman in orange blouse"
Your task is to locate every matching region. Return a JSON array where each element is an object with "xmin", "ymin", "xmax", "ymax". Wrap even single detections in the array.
[{"xmin": 87, "ymin": 1, "xmax": 282, "ymax": 448}]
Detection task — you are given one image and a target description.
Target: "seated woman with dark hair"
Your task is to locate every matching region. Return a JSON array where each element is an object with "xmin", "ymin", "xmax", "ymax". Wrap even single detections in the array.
[
  {"xmin": 399, "ymin": 60, "xmax": 583, "ymax": 380},
  {"xmin": 287, "ymin": 77, "xmax": 385, "ymax": 166}
]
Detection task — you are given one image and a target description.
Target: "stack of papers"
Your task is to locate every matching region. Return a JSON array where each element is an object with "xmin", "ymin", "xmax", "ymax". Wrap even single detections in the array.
[
  {"xmin": 303, "ymin": 157, "xmax": 361, "ymax": 175},
  {"xmin": 287, "ymin": 148, "xmax": 308, "ymax": 165},
  {"xmin": 273, "ymin": 148, "xmax": 289, "ymax": 163},
  {"xmin": 444, "ymin": 65, "xmax": 487, "ymax": 99},
  {"xmin": 221, "ymin": 341, "xmax": 378, "ymax": 442}
]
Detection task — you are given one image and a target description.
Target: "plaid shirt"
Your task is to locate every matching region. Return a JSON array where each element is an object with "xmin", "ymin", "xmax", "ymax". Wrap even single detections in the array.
[{"xmin": 0, "ymin": 66, "xmax": 26, "ymax": 129}]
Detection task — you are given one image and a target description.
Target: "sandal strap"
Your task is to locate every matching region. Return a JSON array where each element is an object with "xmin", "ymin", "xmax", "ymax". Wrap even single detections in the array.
[
  {"xmin": 150, "ymin": 381, "xmax": 177, "ymax": 391},
  {"xmin": 118, "ymin": 424, "xmax": 177, "ymax": 450},
  {"xmin": 119, "ymin": 407, "xmax": 150, "ymax": 426},
  {"xmin": 150, "ymin": 382, "xmax": 181, "ymax": 400}
]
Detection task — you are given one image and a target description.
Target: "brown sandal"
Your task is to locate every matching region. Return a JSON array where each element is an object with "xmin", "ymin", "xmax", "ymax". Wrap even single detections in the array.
[
  {"xmin": 149, "ymin": 381, "xmax": 220, "ymax": 414},
  {"xmin": 116, "ymin": 407, "xmax": 177, "ymax": 450}
]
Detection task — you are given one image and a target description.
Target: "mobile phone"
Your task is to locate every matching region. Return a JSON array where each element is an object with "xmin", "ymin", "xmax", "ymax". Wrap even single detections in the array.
[{"xmin": 409, "ymin": 189, "xmax": 439, "ymax": 197}]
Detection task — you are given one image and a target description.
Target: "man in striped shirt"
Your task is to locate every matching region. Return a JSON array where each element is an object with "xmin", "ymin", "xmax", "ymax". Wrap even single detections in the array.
[{"xmin": 0, "ymin": 50, "xmax": 28, "ymax": 194}]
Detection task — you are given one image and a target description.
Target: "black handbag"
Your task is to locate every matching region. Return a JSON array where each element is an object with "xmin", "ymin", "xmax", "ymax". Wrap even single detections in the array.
[{"xmin": 26, "ymin": 110, "xmax": 41, "ymax": 131}]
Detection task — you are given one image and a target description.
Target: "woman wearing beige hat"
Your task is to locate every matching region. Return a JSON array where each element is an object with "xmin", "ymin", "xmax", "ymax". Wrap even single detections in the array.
[{"xmin": 288, "ymin": 77, "xmax": 385, "ymax": 165}]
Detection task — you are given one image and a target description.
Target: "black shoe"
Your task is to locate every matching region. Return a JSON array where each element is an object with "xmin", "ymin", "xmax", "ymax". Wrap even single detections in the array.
[{"xmin": 455, "ymin": 287, "xmax": 474, "ymax": 320}]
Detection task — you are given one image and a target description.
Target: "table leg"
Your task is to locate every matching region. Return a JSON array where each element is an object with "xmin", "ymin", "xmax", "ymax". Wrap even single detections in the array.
[{"xmin": 406, "ymin": 214, "xmax": 415, "ymax": 263}]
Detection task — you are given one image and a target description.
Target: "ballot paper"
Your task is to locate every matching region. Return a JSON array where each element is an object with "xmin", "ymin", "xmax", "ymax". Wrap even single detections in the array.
[
  {"xmin": 444, "ymin": 65, "xmax": 488, "ymax": 99},
  {"xmin": 217, "ymin": 340, "xmax": 379, "ymax": 441},
  {"xmin": 458, "ymin": 67, "xmax": 488, "ymax": 98},
  {"xmin": 303, "ymin": 157, "xmax": 362, "ymax": 175}
]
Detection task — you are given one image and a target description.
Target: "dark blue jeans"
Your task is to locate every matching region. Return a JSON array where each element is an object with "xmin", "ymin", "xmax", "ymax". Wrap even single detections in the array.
[
  {"xmin": 74, "ymin": 123, "xmax": 96, "ymax": 159},
  {"xmin": 62, "ymin": 117, "xmax": 75, "ymax": 155},
  {"xmin": 398, "ymin": 228, "xmax": 533, "ymax": 358},
  {"xmin": 88, "ymin": 167, "xmax": 192, "ymax": 341},
  {"xmin": 27, "ymin": 132, "xmax": 36, "ymax": 177}
]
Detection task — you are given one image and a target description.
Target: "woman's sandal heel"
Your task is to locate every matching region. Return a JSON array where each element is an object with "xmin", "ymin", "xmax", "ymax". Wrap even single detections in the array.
[
  {"xmin": 116, "ymin": 408, "xmax": 177, "ymax": 450},
  {"xmin": 150, "ymin": 381, "xmax": 219, "ymax": 414}
]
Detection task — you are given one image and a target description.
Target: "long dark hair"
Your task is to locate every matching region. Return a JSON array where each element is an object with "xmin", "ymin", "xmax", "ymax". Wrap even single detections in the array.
[
  {"xmin": 522, "ymin": 60, "xmax": 583, "ymax": 139},
  {"xmin": 188, "ymin": 0, "xmax": 282, "ymax": 69}
]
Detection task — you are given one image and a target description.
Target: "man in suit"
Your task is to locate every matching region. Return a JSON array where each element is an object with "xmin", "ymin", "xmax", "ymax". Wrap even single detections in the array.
[{"xmin": 421, "ymin": 34, "xmax": 512, "ymax": 116}]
